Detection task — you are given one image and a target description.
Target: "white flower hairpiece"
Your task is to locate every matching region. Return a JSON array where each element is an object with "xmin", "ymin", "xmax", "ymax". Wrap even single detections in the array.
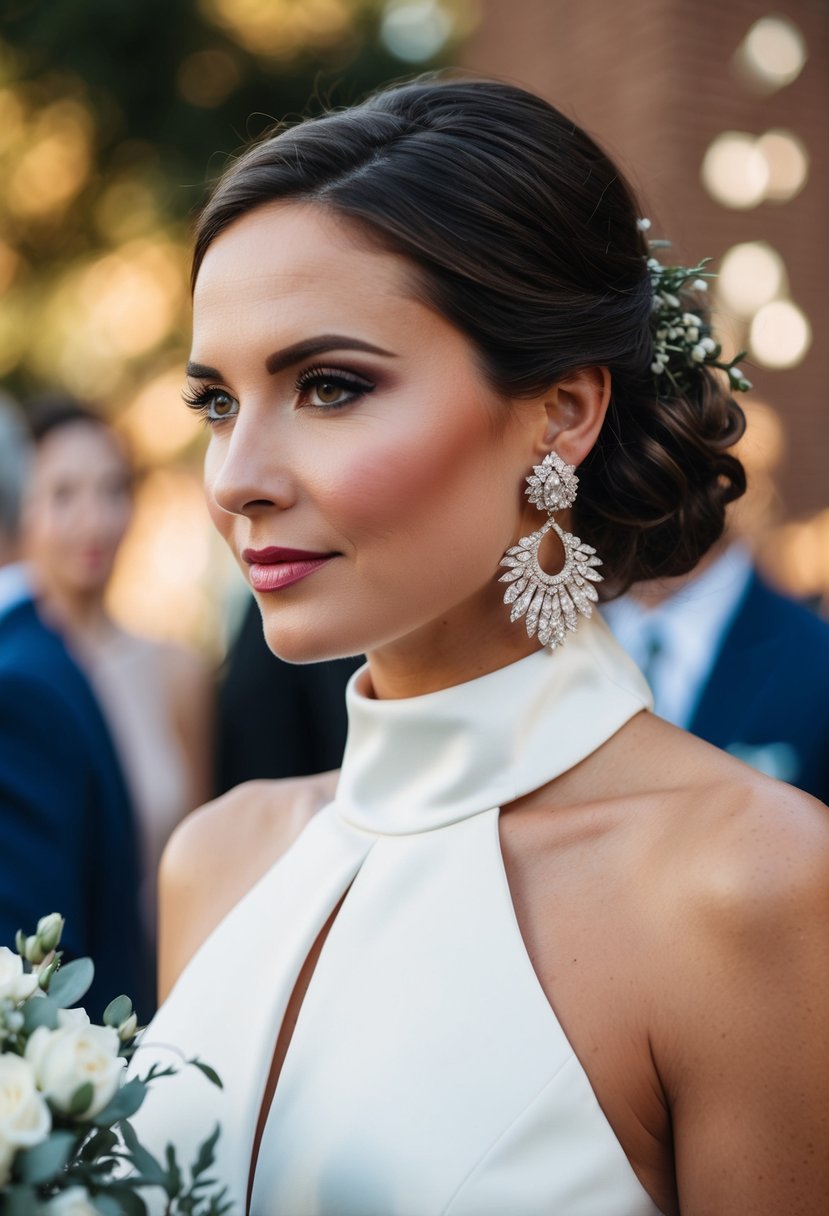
[{"xmin": 641, "ymin": 224, "xmax": 752, "ymax": 394}]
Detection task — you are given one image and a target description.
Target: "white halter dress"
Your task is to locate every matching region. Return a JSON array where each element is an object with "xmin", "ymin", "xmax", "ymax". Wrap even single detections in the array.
[{"xmin": 128, "ymin": 615, "xmax": 661, "ymax": 1215}]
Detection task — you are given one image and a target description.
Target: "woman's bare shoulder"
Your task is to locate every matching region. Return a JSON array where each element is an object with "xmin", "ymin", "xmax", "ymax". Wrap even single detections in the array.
[
  {"xmin": 638, "ymin": 736, "xmax": 829, "ymax": 1211},
  {"xmin": 158, "ymin": 771, "xmax": 338, "ymax": 1000}
]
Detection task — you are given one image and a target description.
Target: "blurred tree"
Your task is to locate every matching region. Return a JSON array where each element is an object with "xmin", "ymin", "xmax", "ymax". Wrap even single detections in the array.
[{"xmin": 0, "ymin": 0, "xmax": 473, "ymax": 407}]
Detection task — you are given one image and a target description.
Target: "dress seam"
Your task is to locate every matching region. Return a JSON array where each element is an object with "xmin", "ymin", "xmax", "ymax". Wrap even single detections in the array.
[{"xmin": 440, "ymin": 1061, "xmax": 572, "ymax": 1215}]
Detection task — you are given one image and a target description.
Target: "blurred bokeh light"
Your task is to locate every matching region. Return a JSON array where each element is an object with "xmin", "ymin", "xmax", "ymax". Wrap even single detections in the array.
[{"xmin": 735, "ymin": 14, "xmax": 807, "ymax": 91}]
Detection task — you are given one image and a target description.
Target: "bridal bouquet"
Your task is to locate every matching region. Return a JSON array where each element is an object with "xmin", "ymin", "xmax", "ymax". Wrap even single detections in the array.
[{"xmin": 0, "ymin": 914, "xmax": 232, "ymax": 1215}]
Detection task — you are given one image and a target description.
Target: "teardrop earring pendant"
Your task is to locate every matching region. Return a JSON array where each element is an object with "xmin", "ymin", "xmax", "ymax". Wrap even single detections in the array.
[{"xmin": 499, "ymin": 451, "xmax": 603, "ymax": 650}]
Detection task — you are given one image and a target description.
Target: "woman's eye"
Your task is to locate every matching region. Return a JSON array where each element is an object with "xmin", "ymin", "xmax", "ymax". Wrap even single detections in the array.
[
  {"xmin": 296, "ymin": 366, "xmax": 375, "ymax": 411},
  {"xmin": 183, "ymin": 387, "xmax": 239, "ymax": 424}
]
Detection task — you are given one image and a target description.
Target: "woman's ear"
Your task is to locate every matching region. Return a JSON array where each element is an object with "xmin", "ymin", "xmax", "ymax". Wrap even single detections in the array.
[{"xmin": 537, "ymin": 366, "xmax": 611, "ymax": 466}]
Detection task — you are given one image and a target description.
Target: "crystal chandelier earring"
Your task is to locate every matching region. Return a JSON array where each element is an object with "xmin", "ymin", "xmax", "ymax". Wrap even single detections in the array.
[{"xmin": 499, "ymin": 451, "xmax": 603, "ymax": 650}]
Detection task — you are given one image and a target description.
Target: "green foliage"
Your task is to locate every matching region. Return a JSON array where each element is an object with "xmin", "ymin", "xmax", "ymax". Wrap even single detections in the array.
[
  {"xmin": 0, "ymin": 0, "xmax": 448, "ymax": 402},
  {"xmin": 49, "ymin": 958, "xmax": 95, "ymax": 1009}
]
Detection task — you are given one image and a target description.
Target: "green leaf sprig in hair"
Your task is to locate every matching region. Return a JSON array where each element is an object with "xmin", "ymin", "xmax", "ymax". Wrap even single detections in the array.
[{"xmin": 638, "ymin": 220, "xmax": 752, "ymax": 396}]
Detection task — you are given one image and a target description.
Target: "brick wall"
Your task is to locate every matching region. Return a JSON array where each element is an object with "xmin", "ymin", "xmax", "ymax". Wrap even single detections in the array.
[{"xmin": 462, "ymin": 0, "xmax": 828, "ymax": 519}]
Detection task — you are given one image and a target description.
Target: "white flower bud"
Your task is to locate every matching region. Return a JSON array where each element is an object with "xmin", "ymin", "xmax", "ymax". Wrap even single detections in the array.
[
  {"xmin": 661, "ymin": 292, "xmax": 680, "ymax": 308},
  {"xmin": 729, "ymin": 366, "xmax": 744, "ymax": 380},
  {"xmin": 686, "ymin": 327, "xmax": 699, "ymax": 342},
  {"xmin": 637, "ymin": 217, "xmax": 652, "ymax": 231},
  {"xmin": 691, "ymin": 344, "xmax": 707, "ymax": 362},
  {"xmin": 36, "ymin": 914, "xmax": 64, "ymax": 956},
  {"xmin": 650, "ymin": 361, "xmax": 665, "ymax": 375},
  {"xmin": 117, "ymin": 1012, "xmax": 138, "ymax": 1043},
  {"xmin": 700, "ymin": 337, "xmax": 717, "ymax": 353},
  {"xmin": 682, "ymin": 313, "xmax": 702, "ymax": 327},
  {"xmin": 692, "ymin": 278, "xmax": 708, "ymax": 291}
]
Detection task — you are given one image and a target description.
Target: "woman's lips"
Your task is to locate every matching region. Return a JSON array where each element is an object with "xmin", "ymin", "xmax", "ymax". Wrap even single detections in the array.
[{"xmin": 242, "ymin": 547, "xmax": 334, "ymax": 593}]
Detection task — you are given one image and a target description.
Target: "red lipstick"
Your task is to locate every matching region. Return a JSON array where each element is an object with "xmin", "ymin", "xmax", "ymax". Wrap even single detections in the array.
[{"xmin": 241, "ymin": 546, "xmax": 334, "ymax": 593}]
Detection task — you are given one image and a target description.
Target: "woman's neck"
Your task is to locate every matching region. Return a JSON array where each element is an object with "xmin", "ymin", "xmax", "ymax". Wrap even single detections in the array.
[{"xmin": 366, "ymin": 595, "xmax": 541, "ymax": 701}]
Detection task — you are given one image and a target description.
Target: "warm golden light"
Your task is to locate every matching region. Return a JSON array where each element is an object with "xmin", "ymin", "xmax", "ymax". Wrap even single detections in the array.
[
  {"xmin": 737, "ymin": 15, "xmax": 807, "ymax": 92},
  {"xmin": 750, "ymin": 299, "xmax": 811, "ymax": 369},
  {"xmin": 200, "ymin": 0, "xmax": 353, "ymax": 58},
  {"xmin": 0, "ymin": 240, "xmax": 21, "ymax": 295},
  {"xmin": 78, "ymin": 240, "xmax": 186, "ymax": 358},
  {"xmin": 94, "ymin": 175, "xmax": 161, "ymax": 243},
  {"xmin": 756, "ymin": 129, "xmax": 809, "ymax": 202},
  {"xmin": 6, "ymin": 100, "xmax": 93, "ymax": 219},
  {"xmin": 0, "ymin": 87, "xmax": 26, "ymax": 154},
  {"xmin": 119, "ymin": 368, "xmax": 206, "ymax": 465},
  {"xmin": 718, "ymin": 242, "xmax": 785, "ymax": 316},
  {"xmin": 701, "ymin": 132, "xmax": 767, "ymax": 209},
  {"xmin": 177, "ymin": 48, "xmax": 240, "ymax": 108},
  {"xmin": 763, "ymin": 510, "xmax": 829, "ymax": 600},
  {"xmin": 106, "ymin": 468, "xmax": 219, "ymax": 648}
]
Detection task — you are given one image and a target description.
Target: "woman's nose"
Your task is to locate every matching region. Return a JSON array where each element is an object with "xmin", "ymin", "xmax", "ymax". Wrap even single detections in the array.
[{"xmin": 207, "ymin": 418, "xmax": 297, "ymax": 519}]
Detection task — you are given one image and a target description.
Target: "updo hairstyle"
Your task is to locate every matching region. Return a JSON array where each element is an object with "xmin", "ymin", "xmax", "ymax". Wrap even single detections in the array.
[{"xmin": 192, "ymin": 78, "xmax": 746, "ymax": 597}]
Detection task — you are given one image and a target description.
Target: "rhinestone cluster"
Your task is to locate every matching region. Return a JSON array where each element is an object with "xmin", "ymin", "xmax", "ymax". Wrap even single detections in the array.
[{"xmin": 499, "ymin": 519, "xmax": 602, "ymax": 650}]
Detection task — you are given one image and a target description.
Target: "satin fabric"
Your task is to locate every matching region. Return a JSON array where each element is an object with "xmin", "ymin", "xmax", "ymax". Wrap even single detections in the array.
[{"xmin": 129, "ymin": 614, "xmax": 661, "ymax": 1214}]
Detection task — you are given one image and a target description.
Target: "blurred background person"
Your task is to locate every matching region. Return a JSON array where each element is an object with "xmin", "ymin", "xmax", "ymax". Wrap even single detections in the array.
[
  {"xmin": 22, "ymin": 399, "xmax": 214, "ymax": 941},
  {"xmin": 604, "ymin": 399, "xmax": 829, "ymax": 802},
  {"xmin": 0, "ymin": 1, "xmax": 826, "ymax": 804},
  {"xmin": 0, "ymin": 393, "xmax": 152, "ymax": 1018}
]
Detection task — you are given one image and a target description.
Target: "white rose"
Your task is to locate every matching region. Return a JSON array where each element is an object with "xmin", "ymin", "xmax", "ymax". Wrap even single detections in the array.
[
  {"xmin": 0, "ymin": 947, "xmax": 39, "ymax": 1003},
  {"xmin": 0, "ymin": 1054, "xmax": 52, "ymax": 1186},
  {"xmin": 26, "ymin": 1011, "xmax": 125, "ymax": 1119},
  {"xmin": 42, "ymin": 1186, "xmax": 101, "ymax": 1215}
]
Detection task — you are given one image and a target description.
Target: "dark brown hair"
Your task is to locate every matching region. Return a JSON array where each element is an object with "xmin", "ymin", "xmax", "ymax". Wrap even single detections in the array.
[{"xmin": 192, "ymin": 77, "xmax": 745, "ymax": 595}]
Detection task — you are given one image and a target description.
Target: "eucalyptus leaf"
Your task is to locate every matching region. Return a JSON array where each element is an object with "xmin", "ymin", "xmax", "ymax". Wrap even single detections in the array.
[
  {"xmin": 103, "ymin": 994, "xmax": 133, "ymax": 1028},
  {"xmin": 69, "ymin": 1080, "xmax": 95, "ymax": 1117},
  {"xmin": 50, "ymin": 957, "xmax": 94, "ymax": 1009},
  {"xmin": 21, "ymin": 993, "xmax": 59, "ymax": 1033},
  {"xmin": 191, "ymin": 1124, "xmax": 221, "ymax": 1178},
  {"xmin": 190, "ymin": 1058, "xmax": 223, "ymax": 1089},
  {"xmin": 119, "ymin": 1119, "xmax": 169, "ymax": 1187},
  {"xmin": 0, "ymin": 1184, "xmax": 38, "ymax": 1215},
  {"xmin": 79, "ymin": 1127, "xmax": 119, "ymax": 1163},
  {"xmin": 164, "ymin": 1143, "xmax": 182, "ymax": 1198},
  {"xmin": 17, "ymin": 1130, "xmax": 77, "ymax": 1184},
  {"xmin": 94, "ymin": 1192, "xmax": 148, "ymax": 1216},
  {"xmin": 91, "ymin": 1077, "xmax": 147, "ymax": 1126}
]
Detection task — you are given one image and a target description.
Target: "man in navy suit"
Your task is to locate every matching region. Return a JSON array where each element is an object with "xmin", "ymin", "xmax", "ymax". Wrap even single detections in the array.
[
  {"xmin": 0, "ymin": 399, "xmax": 152, "ymax": 1018},
  {"xmin": 605, "ymin": 542, "xmax": 829, "ymax": 805}
]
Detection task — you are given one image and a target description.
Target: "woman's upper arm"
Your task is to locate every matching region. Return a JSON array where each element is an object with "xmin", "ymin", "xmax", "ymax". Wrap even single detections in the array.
[{"xmin": 663, "ymin": 786, "xmax": 829, "ymax": 1215}]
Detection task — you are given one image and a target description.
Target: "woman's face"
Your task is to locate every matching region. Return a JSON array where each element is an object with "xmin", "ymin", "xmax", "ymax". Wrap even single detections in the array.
[
  {"xmin": 24, "ymin": 422, "xmax": 133, "ymax": 597},
  {"xmin": 190, "ymin": 203, "xmax": 541, "ymax": 665}
]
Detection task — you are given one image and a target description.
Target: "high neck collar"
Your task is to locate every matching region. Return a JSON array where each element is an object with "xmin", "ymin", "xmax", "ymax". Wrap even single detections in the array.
[{"xmin": 335, "ymin": 613, "xmax": 653, "ymax": 836}]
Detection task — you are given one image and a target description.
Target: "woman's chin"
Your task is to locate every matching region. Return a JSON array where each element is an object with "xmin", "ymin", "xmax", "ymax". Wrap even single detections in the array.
[{"xmin": 260, "ymin": 621, "xmax": 365, "ymax": 666}]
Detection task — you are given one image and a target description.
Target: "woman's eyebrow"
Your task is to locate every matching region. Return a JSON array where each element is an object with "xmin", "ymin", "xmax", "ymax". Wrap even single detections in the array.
[
  {"xmin": 185, "ymin": 337, "xmax": 395, "ymax": 384},
  {"xmin": 186, "ymin": 361, "xmax": 221, "ymax": 380},
  {"xmin": 264, "ymin": 335, "xmax": 395, "ymax": 374}
]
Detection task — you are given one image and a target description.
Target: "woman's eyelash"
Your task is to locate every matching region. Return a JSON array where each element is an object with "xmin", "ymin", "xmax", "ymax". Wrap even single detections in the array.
[
  {"xmin": 181, "ymin": 364, "xmax": 376, "ymax": 425},
  {"xmin": 181, "ymin": 385, "xmax": 236, "ymax": 424},
  {"xmin": 294, "ymin": 364, "xmax": 376, "ymax": 408}
]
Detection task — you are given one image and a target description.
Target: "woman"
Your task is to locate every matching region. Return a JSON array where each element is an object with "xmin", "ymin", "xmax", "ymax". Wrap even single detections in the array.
[
  {"xmin": 130, "ymin": 80, "xmax": 829, "ymax": 1215},
  {"xmin": 23, "ymin": 403, "xmax": 214, "ymax": 942}
]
